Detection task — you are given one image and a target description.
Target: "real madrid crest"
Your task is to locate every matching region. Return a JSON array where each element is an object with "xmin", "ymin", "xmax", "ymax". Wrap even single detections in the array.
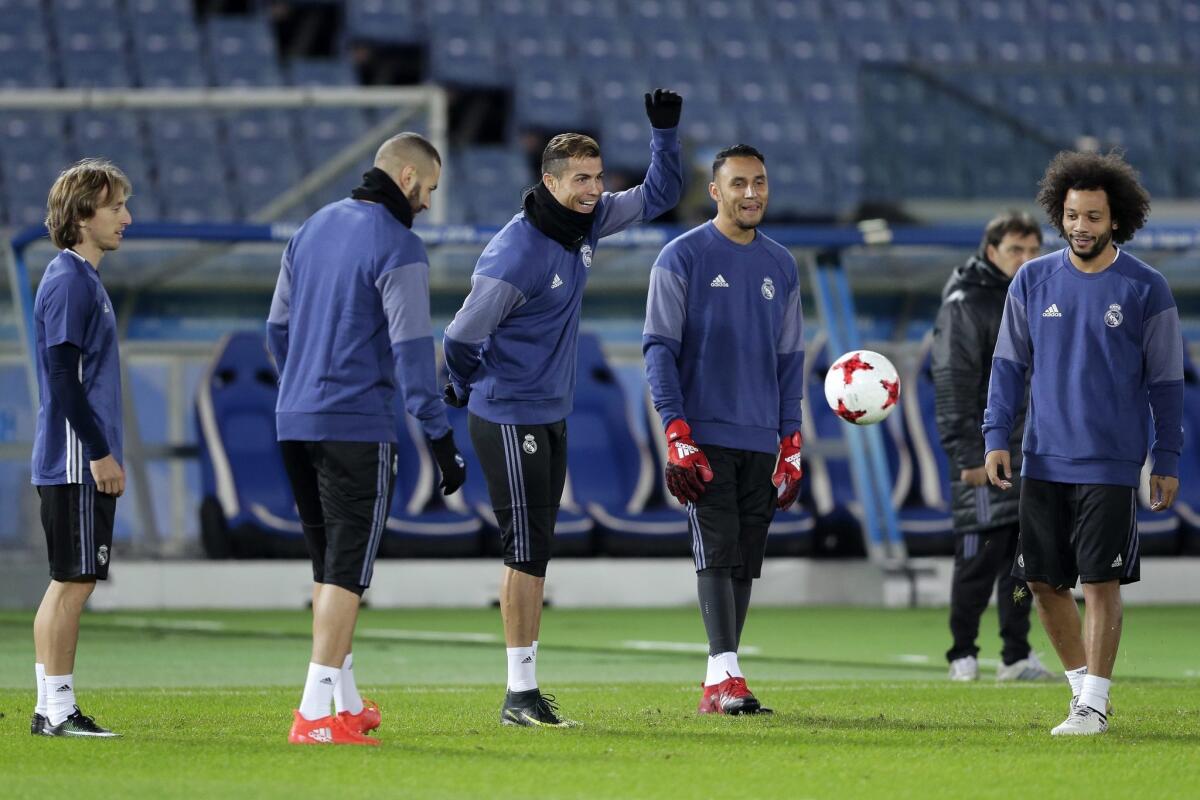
[
  {"xmin": 580, "ymin": 244, "xmax": 593, "ymax": 268},
  {"xmin": 761, "ymin": 277, "xmax": 775, "ymax": 300},
  {"xmin": 97, "ymin": 545, "xmax": 108, "ymax": 566},
  {"xmin": 522, "ymin": 434, "xmax": 538, "ymax": 455},
  {"xmin": 1104, "ymin": 303, "xmax": 1123, "ymax": 328}
]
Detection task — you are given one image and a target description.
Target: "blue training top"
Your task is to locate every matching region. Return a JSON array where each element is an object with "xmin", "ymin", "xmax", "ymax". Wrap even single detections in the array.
[
  {"xmin": 267, "ymin": 198, "xmax": 450, "ymax": 443},
  {"xmin": 643, "ymin": 221, "xmax": 805, "ymax": 455},
  {"xmin": 32, "ymin": 249, "xmax": 123, "ymax": 485},
  {"xmin": 983, "ymin": 247, "xmax": 1183, "ymax": 487},
  {"xmin": 442, "ymin": 127, "xmax": 683, "ymax": 425}
]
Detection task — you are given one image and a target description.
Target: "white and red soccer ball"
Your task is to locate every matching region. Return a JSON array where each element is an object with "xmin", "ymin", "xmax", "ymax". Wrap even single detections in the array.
[{"xmin": 824, "ymin": 350, "xmax": 901, "ymax": 425}]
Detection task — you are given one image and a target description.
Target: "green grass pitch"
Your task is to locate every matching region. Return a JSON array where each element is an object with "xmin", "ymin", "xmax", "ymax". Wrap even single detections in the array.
[{"xmin": 1, "ymin": 606, "xmax": 1198, "ymax": 798}]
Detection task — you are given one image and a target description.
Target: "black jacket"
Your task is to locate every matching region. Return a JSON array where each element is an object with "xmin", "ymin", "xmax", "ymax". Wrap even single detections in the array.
[{"xmin": 931, "ymin": 254, "xmax": 1025, "ymax": 532}]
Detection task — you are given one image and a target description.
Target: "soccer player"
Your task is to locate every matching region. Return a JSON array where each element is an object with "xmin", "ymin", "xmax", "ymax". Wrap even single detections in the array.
[
  {"xmin": 643, "ymin": 144, "xmax": 803, "ymax": 715},
  {"xmin": 442, "ymin": 89, "xmax": 684, "ymax": 727},
  {"xmin": 268, "ymin": 133, "xmax": 466, "ymax": 745},
  {"xmin": 30, "ymin": 159, "xmax": 131, "ymax": 737},
  {"xmin": 932, "ymin": 211, "xmax": 1055, "ymax": 683},
  {"xmin": 984, "ymin": 151, "xmax": 1182, "ymax": 736}
]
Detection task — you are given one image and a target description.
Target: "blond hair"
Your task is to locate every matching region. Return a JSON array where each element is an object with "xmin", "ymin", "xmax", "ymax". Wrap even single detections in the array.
[{"xmin": 45, "ymin": 159, "xmax": 132, "ymax": 249}]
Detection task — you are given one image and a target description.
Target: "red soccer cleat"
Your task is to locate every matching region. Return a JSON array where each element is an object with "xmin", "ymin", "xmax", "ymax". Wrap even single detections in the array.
[
  {"xmin": 337, "ymin": 697, "xmax": 381, "ymax": 734},
  {"xmin": 288, "ymin": 710, "xmax": 380, "ymax": 745},
  {"xmin": 696, "ymin": 674, "xmax": 772, "ymax": 715}
]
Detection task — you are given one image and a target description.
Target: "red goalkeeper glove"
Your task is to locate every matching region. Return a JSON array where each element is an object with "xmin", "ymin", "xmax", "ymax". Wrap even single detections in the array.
[
  {"xmin": 664, "ymin": 419, "xmax": 713, "ymax": 504},
  {"xmin": 772, "ymin": 431, "xmax": 803, "ymax": 510}
]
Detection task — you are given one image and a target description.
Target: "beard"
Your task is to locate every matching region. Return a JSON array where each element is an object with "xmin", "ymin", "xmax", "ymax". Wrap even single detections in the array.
[
  {"xmin": 406, "ymin": 182, "xmax": 422, "ymax": 212},
  {"xmin": 1069, "ymin": 228, "xmax": 1112, "ymax": 261}
]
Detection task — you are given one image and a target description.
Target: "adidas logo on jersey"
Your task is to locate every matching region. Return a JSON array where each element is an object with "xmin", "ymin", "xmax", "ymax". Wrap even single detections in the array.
[
  {"xmin": 710, "ymin": 274, "xmax": 730, "ymax": 288},
  {"xmin": 1042, "ymin": 304, "xmax": 1062, "ymax": 317},
  {"xmin": 1111, "ymin": 554, "xmax": 1123, "ymax": 568},
  {"xmin": 551, "ymin": 274, "xmax": 563, "ymax": 289}
]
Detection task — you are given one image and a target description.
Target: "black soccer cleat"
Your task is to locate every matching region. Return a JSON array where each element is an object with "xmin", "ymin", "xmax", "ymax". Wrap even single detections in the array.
[
  {"xmin": 43, "ymin": 706, "xmax": 121, "ymax": 738},
  {"xmin": 31, "ymin": 712, "xmax": 48, "ymax": 736},
  {"xmin": 500, "ymin": 689, "xmax": 579, "ymax": 728}
]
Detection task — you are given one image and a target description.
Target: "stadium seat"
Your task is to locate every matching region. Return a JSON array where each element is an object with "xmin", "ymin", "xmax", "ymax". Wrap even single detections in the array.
[
  {"xmin": 344, "ymin": 0, "xmax": 422, "ymax": 45},
  {"xmin": 204, "ymin": 16, "xmax": 283, "ymax": 87},
  {"xmin": 194, "ymin": 331, "xmax": 306, "ymax": 558}
]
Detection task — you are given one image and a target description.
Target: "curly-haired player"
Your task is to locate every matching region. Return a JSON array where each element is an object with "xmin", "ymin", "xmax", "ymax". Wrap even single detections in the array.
[{"xmin": 983, "ymin": 151, "xmax": 1182, "ymax": 736}]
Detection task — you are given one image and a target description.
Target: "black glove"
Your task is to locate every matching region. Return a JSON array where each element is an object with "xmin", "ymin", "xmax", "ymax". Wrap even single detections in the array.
[
  {"xmin": 644, "ymin": 88, "xmax": 683, "ymax": 129},
  {"xmin": 443, "ymin": 382, "xmax": 468, "ymax": 409},
  {"xmin": 429, "ymin": 431, "xmax": 466, "ymax": 495}
]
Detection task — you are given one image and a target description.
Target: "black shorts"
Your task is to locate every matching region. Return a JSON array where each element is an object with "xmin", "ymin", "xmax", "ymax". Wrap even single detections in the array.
[
  {"xmin": 280, "ymin": 440, "xmax": 397, "ymax": 594},
  {"xmin": 39, "ymin": 484, "xmax": 116, "ymax": 582},
  {"xmin": 469, "ymin": 414, "xmax": 566, "ymax": 566},
  {"xmin": 1014, "ymin": 477, "xmax": 1140, "ymax": 589},
  {"xmin": 688, "ymin": 443, "xmax": 777, "ymax": 580}
]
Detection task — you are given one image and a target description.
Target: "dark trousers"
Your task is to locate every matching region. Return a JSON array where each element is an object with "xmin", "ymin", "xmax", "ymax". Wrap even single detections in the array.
[{"xmin": 946, "ymin": 522, "xmax": 1032, "ymax": 665}]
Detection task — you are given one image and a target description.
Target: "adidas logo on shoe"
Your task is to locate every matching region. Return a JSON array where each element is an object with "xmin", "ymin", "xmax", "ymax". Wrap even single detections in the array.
[
  {"xmin": 710, "ymin": 274, "xmax": 729, "ymax": 288},
  {"xmin": 1111, "ymin": 554, "xmax": 1123, "ymax": 568},
  {"xmin": 551, "ymin": 274, "xmax": 563, "ymax": 289},
  {"xmin": 1043, "ymin": 304, "xmax": 1062, "ymax": 317},
  {"xmin": 308, "ymin": 727, "xmax": 333, "ymax": 743}
]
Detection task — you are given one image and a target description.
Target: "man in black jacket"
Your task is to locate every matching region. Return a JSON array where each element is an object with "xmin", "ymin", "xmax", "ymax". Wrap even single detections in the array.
[{"xmin": 932, "ymin": 210, "xmax": 1055, "ymax": 682}]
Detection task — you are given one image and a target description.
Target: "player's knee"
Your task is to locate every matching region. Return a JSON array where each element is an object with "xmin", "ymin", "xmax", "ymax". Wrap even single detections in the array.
[
  {"xmin": 1024, "ymin": 580, "xmax": 1059, "ymax": 598},
  {"xmin": 509, "ymin": 560, "xmax": 548, "ymax": 578}
]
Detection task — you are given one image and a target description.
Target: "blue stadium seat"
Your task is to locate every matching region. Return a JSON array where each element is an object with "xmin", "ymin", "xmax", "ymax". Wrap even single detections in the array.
[
  {"xmin": 572, "ymin": 18, "xmax": 636, "ymax": 62},
  {"xmin": 295, "ymin": 107, "xmax": 371, "ymax": 169},
  {"xmin": 223, "ymin": 111, "xmax": 303, "ymax": 217},
  {"xmin": 204, "ymin": 16, "xmax": 282, "ymax": 87},
  {"xmin": 841, "ymin": 23, "xmax": 909, "ymax": 63},
  {"xmin": 428, "ymin": 23, "xmax": 506, "ymax": 88},
  {"xmin": 344, "ymin": 0, "xmax": 421, "ymax": 44},
  {"xmin": 0, "ymin": 11, "xmax": 54, "ymax": 87},
  {"xmin": 980, "ymin": 29, "xmax": 1048, "ymax": 63},
  {"xmin": 381, "ymin": 403, "xmax": 483, "ymax": 558},
  {"xmin": 757, "ymin": 0, "xmax": 827, "ymax": 24},
  {"xmin": 771, "ymin": 27, "xmax": 842, "ymax": 65},
  {"xmin": 832, "ymin": 0, "xmax": 892, "ymax": 24},
  {"xmin": 1051, "ymin": 27, "xmax": 1117, "ymax": 64},
  {"xmin": 194, "ymin": 331, "xmax": 306, "ymax": 557},
  {"xmin": 288, "ymin": 58, "xmax": 358, "ymax": 86},
  {"xmin": 512, "ymin": 69, "xmax": 587, "ymax": 131},
  {"xmin": 905, "ymin": 20, "xmax": 981, "ymax": 63},
  {"xmin": 1116, "ymin": 24, "xmax": 1184, "ymax": 64}
]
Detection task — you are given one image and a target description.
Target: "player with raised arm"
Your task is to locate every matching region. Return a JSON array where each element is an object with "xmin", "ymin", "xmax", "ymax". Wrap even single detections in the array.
[
  {"xmin": 442, "ymin": 89, "xmax": 684, "ymax": 727},
  {"xmin": 268, "ymin": 133, "xmax": 466, "ymax": 745},
  {"xmin": 643, "ymin": 144, "xmax": 804, "ymax": 715},
  {"xmin": 983, "ymin": 151, "xmax": 1182, "ymax": 736},
  {"xmin": 31, "ymin": 159, "xmax": 131, "ymax": 737}
]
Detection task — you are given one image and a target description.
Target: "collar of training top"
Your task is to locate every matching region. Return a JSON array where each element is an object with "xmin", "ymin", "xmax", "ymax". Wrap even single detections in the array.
[
  {"xmin": 522, "ymin": 182, "xmax": 595, "ymax": 251},
  {"xmin": 351, "ymin": 167, "xmax": 414, "ymax": 228}
]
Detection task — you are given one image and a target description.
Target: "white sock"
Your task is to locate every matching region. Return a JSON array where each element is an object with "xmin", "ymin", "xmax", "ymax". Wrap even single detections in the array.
[
  {"xmin": 45, "ymin": 673, "xmax": 76, "ymax": 726},
  {"xmin": 1065, "ymin": 665, "xmax": 1088, "ymax": 697},
  {"xmin": 532, "ymin": 640, "xmax": 538, "ymax": 658},
  {"xmin": 1079, "ymin": 675, "xmax": 1111, "ymax": 715},
  {"xmin": 298, "ymin": 662, "xmax": 339, "ymax": 721},
  {"xmin": 507, "ymin": 646, "xmax": 537, "ymax": 692},
  {"xmin": 35, "ymin": 663, "xmax": 47, "ymax": 717},
  {"xmin": 704, "ymin": 652, "xmax": 742, "ymax": 686},
  {"xmin": 333, "ymin": 653, "xmax": 363, "ymax": 715}
]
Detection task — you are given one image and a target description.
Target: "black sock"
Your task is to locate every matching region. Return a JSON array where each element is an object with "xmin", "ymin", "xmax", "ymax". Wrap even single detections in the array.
[
  {"xmin": 732, "ymin": 578, "xmax": 753, "ymax": 649},
  {"xmin": 697, "ymin": 567, "xmax": 737, "ymax": 655}
]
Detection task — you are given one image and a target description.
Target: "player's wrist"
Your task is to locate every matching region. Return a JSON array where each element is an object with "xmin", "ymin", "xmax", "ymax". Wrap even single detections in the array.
[{"xmin": 665, "ymin": 419, "xmax": 691, "ymax": 442}]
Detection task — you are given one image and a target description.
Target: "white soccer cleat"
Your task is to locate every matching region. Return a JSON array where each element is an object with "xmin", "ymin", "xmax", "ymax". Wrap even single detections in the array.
[
  {"xmin": 948, "ymin": 655, "xmax": 979, "ymax": 681},
  {"xmin": 996, "ymin": 652, "xmax": 1058, "ymax": 682},
  {"xmin": 1051, "ymin": 705, "xmax": 1108, "ymax": 736}
]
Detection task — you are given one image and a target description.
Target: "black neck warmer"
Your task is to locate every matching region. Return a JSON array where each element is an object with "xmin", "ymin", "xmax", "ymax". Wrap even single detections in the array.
[
  {"xmin": 522, "ymin": 182, "xmax": 595, "ymax": 251},
  {"xmin": 351, "ymin": 168, "xmax": 414, "ymax": 228}
]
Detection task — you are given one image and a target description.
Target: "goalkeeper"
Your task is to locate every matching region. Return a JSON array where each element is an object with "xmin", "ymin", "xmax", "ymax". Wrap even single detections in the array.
[{"xmin": 643, "ymin": 144, "xmax": 804, "ymax": 716}]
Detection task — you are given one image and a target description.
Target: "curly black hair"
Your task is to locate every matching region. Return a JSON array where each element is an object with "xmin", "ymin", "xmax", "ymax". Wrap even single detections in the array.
[{"xmin": 1036, "ymin": 150, "xmax": 1150, "ymax": 244}]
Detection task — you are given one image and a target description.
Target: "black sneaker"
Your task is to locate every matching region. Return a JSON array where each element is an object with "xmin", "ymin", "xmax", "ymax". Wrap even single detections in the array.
[
  {"xmin": 31, "ymin": 712, "xmax": 47, "ymax": 736},
  {"xmin": 43, "ymin": 706, "xmax": 121, "ymax": 738},
  {"xmin": 500, "ymin": 689, "xmax": 579, "ymax": 728}
]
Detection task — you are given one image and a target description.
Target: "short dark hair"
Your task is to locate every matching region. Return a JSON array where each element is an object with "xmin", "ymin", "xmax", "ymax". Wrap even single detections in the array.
[
  {"xmin": 712, "ymin": 144, "xmax": 765, "ymax": 178},
  {"xmin": 542, "ymin": 133, "xmax": 601, "ymax": 177},
  {"xmin": 1036, "ymin": 150, "xmax": 1150, "ymax": 245},
  {"xmin": 981, "ymin": 209, "xmax": 1043, "ymax": 252}
]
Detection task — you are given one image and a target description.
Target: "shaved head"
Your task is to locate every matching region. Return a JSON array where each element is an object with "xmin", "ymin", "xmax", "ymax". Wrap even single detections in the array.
[{"xmin": 375, "ymin": 132, "xmax": 441, "ymax": 178}]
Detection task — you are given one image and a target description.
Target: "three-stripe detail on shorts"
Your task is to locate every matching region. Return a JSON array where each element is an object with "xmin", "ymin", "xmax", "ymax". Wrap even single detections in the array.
[
  {"xmin": 686, "ymin": 501, "xmax": 706, "ymax": 570},
  {"xmin": 359, "ymin": 442, "xmax": 392, "ymax": 587},
  {"xmin": 1123, "ymin": 488, "xmax": 1139, "ymax": 578},
  {"xmin": 78, "ymin": 483, "xmax": 94, "ymax": 574},
  {"xmin": 500, "ymin": 425, "xmax": 530, "ymax": 562}
]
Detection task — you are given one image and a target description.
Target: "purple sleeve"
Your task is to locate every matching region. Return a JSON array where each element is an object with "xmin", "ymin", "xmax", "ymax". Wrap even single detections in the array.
[
  {"xmin": 266, "ymin": 244, "xmax": 292, "ymax": 375},
  {"xmin": 982, "ymin": 286, "xmax": 1030, "ymax": 453},
  {"xmin": 1143, "ymin": 302, "xmax": 1184, "ymax": 477},
  {"xmin": 593, "ymin": 128, "xmax": 682, "ymax": 239},
  {"xmin": 48, "ymin": 343, "xmax": 110, "ymax": 460},
  {"xmin": 777, "ymin": 284, "xmax": 805, "ymax": 438},
  {"xmin": 442, "ymin": 275, "xmax": 527, "ymax": 390},
  {"xmin": 642, "ymin": 264, "xmax": 688, "ymax": 429},
  {"xmin": 377, "ymin": 261, "xmax": 449, "ymax": 440},
  {"xmin": 40, "ymin": 274, "xmax": 92, "ymax": 349}
]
